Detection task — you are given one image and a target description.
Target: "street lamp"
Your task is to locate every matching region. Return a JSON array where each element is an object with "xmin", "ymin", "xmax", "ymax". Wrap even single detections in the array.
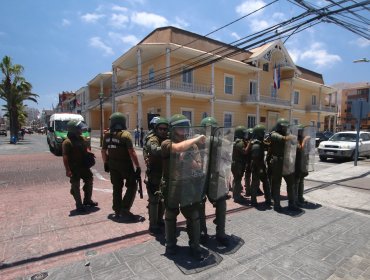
[{"xmin": 98, "ymin": 92, "xmax": 104, "ymax": 147}]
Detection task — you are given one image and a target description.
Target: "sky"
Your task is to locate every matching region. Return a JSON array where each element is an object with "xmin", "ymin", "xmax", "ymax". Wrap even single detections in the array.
[{"xmin": 1, "ymin": 0, "xmax": 369, "ymax": 112}]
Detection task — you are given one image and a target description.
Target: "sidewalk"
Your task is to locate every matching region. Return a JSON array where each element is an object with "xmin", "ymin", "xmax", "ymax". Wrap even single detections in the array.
[{"xmin": 1, "ymin": 142, "xmax": 370, "ymax": 279}]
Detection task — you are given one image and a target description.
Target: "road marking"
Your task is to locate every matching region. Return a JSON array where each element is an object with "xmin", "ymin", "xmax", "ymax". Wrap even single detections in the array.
[
  {"xmin": 91, "ymin": 168, "xmax": 110, "ymax": 181},
  {"xmin": 94, "ymin": 187, "xmax": 113, "ymax": 193}
]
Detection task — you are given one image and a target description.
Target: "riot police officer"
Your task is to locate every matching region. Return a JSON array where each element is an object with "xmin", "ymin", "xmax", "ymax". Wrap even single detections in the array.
[
  {"xmin": 244, "ymin": 128, "xmax": 253, "ymax": 197},
  {"xmin": 231, "ymin": 126, "xmax": 248, "ymax": 203},
  {"xmin": 144, "ymin": 117, "xmax": 169, "ymax": 235},
  {"xmin": 249, "ymin": 124, "xmax": 272, "ymax": 207},
  {"xmin": 269, "ymin": 118, "xmax": 299, "ymax": 212},
  {"xmin": 101, "ymin": 112, "xmax": 141, "ymax": 221},
  {"xmin": 62, "ymin": 120, "xmax": 98, "ymax": 212},
  {"xmin": 199, "ymin": 117, "xmax": 231, "ymax": 246},
  {"xmin": 294, "ymin": 124, "xmax": 312, "ymax": 206},
  {"xmin": 161, "ymin": 114, "xmax": 206, "ymax": 260}
]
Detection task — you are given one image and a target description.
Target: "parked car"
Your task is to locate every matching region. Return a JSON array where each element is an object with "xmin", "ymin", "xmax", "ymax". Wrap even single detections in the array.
[
  {"xmin": 315, "ymin": 131, "xmax": 334, "ymax": 147},
  {"xmin": 0, "ymin": 124, "xmax": 7, "ymax": 136},
  {"xmin": 318, "ymin": 131, "xmax": 370, "ymax": 161}
]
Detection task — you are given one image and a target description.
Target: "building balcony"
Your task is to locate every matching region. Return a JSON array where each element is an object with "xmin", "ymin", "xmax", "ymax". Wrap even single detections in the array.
[
  {"xmin": 306, "ymin": 104, "xmax": 337, "ymax": 113},
  {"xmin": 241, "ymin": 94, "xmax": 291, "ymax": 107},
  {"xmin": 115, "ymin": 79, "xmax": 212, "ymax": 97}
]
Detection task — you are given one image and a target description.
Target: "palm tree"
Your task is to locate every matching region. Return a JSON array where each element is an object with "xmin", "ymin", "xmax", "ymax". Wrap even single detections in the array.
[{"xmin": 0, "ymin": 56, "xmax": 38, "ymax": 142}]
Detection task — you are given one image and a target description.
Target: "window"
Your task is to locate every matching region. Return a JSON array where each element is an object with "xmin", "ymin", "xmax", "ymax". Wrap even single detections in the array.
[
  {"xmin": 224, "ymin": 75, "xmax": 234, "ymax": 95},
  {"xmin": 249, "ymin": 80, "xmax": 257, "ymax": 95},
  {"xmin": 294, "ymin": 91, "xmax": 299, "ymax": 105},
  {"xmin": 263, "ymin": 63, "xmax": 269, "ymax": 72},
  {"xmin": 148, "ymin": 67, "xmax": 155, "ymax": 81},
  {"xmin": 182, "ymin": 110, "xmax": 193, "ymax": 124},
  {"xmin": 224, "ymin": 113, "xmax": 233, "ymax": 128},
  {"xmin": 247, "ymin": 115, "xmax": 256, "ymax": 128},
  {"xmin": 182, "ymin": 67, "xmax": 193, "ymax": 84},
  {"xmin": 312, "ymin": 95, "xmax": 317, "ymax": 105},
  {"xmin": 292, "ymin": 119, "xmax": 299, "ymax": 125}
]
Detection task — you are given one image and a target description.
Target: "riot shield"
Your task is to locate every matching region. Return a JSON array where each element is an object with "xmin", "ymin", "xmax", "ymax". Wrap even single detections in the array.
[
  {"xmin": 207, "ymin": 127, "xmax": 234, "ymax": 202},
  {"xmin": 167, "ymin": 126, "xmax": 211, "ymax": 208},
  {"xmin": 302, "ymin": 126, "xmax": 316, "ymax": 172},
  {"xmin": 282, "ymin": 125, "xmax": 298, "ymax": 175}
]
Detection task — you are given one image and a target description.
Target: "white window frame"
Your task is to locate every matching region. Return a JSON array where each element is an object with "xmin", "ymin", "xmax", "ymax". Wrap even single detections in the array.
[
  {"xmin": 293, "ymin": 90, "xmax": 300, "ymax": 105},
  {"xmin": 223, "ymin": 112, "xmax": 233, "ymax": 128},
  {"xmin": 148, "ymin": 66, "xmax": 155, "ymax": 82},
  {"xmin": 312, "ymin": 95, "xmax": 317, "ymax": 105},
  {"xmin": 181, "ymin": 108, "xmax": 194, "ymax": 125},
  {"xmin": 247, "ymin": 114, "xmax": 256, "ymax": 128},
  {"xmin": 182, "ymin": 66, "xmax": 193, "ymax": 84},
  {"xmin": 224, "ymin": 74, "xmax": 234, "ymax": 95},
  {"xmin": 249, "ymin": 80, "xmax": 257, "ymax": 95}
]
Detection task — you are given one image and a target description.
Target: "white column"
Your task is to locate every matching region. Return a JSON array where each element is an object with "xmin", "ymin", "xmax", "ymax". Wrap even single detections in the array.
[
  {"xmin": 137, "ymin": 48, "xmax": 142, "ymax": 89},
  {"xmin": 137, "ymin": 92, "xmax": 143, "ymax": 129},
  {"xmin": 166, "ymin": 92, "xmax": 171, "ymax": 119},
  {"xmin": 211, "ymin": 63, "xmax": 215, "ymax": 116},
  {"xmin": 111, "ymin": 66, "xmax": 117, "ymax": 113},
  {"xmin": 166, "ymin": 48, "xmax": 171, "ymax": 90},
  {"xmin": 256, "ymin": 104, "xmax": 260, "ymax": 125},
  {"xmin": 257, "ymin": 71, "xmax": 260, "ymax": 101}
]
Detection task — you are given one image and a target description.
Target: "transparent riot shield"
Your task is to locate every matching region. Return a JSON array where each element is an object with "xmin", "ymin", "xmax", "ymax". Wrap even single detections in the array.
[
  {"xmin": 207, "ymin": 127, "xmax": 234, "ymax": 202},
  {"xmin": 282, "ymin": 125, "xmax": 298, "ymax": 175},
  {"xmin": 167, "ymin": 126, "xmax": 211, "ymax": 208},
  {"xmin": 302, "ymin": 126, "xmax": 316, "ymax": 172}
]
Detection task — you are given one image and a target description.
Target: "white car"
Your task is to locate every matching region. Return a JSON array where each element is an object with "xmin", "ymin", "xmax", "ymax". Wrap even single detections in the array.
[{"xmin": 318, "ymin": 131, "xmax": 370, "ymax": 161}]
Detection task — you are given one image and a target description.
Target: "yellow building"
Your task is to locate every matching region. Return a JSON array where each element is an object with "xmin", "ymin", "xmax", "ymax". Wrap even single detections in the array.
[{"xmin": 84, "ymin": 26, "xmax": 336, "ymax": 132}]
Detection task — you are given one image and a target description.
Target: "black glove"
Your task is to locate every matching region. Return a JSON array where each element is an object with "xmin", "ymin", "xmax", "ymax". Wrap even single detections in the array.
[
  {"xmin": 104, "ymin": 162, "xmax": 109, "ymax": 173},
  {"xmin": 135, "ymin": 167, "xmax": 141, "ymax": 178}
]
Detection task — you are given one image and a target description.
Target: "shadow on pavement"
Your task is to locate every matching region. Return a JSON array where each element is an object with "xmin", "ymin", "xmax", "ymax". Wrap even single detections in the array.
[
  {"xmin": 69, "ymin": 206, "xmax": 100, "ymax": 216},
  {"xmin": 107, "ymin": 213, "xmax": 145, "ymax": 223},
  {"xmin": 202, "ymin": 234, "xmax": 244, "ymax": 255},
  {"xmin": 165, "ymin": 245, "xmax": 222, "ymax": 275}
]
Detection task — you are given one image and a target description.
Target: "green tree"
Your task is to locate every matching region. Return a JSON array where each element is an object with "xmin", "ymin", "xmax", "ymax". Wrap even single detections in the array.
[{"xmin": 0, "ymin": 56, "xmax": 38, "ymax": 142}]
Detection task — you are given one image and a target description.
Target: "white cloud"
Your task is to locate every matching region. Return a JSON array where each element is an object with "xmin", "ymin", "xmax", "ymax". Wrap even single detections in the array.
[
  {"xmin": 109, "ymin": 13, "xmax": 129, "ymax": 29},
  {"xmin": 89, "ymin": 37, "xmax": 114, "ymax": 56},
  {"xmin": 112, "ymin": 5, "xmax": 128, "ymax": 12},
  {"xmin": 300, "ymin": 42, "xmax": 341, "ymax": 67},
  {"xmin": 81, "ymin": 13, "xmax": 105, "ymax": 23},
  {"xmin": 355, "ymin": 37, "xmax": 370, "ymax": 48},
  {"xmin": 131, "ymin": 12, "xmax": 168, "ymax": 28},
  {"xmin": 250, "ymin": 19, "xmax": 270, "ymax": 32},
  {"xmin": 62, "ymin": 19, "xmax": 71, "ymax": 27},
  {"xmin": 121, "ymin": 35, "xmax": 139, "ymax": 46},
  {"xmin": 174, "ymin": 17, "xmax": 189, "ymax": 29},
  {"xmin": 231, "ymin": 32, "xmax": 241, "ymax": 41},
  {"xmin": 236, "ymin": 0, "xmax": 266, "ymax": 17}
]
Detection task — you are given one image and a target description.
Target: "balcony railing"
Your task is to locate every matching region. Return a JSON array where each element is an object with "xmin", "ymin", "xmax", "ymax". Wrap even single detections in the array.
[
  {"xmin": 115, "ymin": 79, "xmax": 212, "ymax": 97},
  {"xmin": 306, "ymin": 104, "xmax": 337, "ymax": 113},
  {"xmin": 241, "ymin": 94, "xmax": 291, "ymax": 107}
]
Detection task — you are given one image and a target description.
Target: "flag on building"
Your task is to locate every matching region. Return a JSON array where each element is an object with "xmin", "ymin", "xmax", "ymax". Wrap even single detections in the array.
[{"xmin": 273, "ymin": 64, "xmax": 281, "ymax": 89}]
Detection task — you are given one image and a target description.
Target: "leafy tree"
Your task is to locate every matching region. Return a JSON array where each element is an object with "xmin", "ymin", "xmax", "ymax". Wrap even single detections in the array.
[{"xmin": 0, "ymin": 56, "xmax": 38, "ymax": 142}]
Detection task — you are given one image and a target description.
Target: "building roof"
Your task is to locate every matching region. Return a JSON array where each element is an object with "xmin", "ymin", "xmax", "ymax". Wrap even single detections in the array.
[{"xmin": 296, "ymin": 66, "xmax": 324, "ymax": 84}]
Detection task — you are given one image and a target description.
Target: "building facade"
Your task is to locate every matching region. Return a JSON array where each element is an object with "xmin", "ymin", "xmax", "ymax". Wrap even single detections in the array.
[{"xmin": 80, "ymin": 26, "xmax": 337, "ymax": 132}]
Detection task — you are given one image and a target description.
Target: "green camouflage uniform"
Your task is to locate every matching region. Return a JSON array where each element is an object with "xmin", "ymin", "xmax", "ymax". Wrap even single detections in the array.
[{"xmin": 102, "ymin": 130, "xmax": 137, "ymax": 215}]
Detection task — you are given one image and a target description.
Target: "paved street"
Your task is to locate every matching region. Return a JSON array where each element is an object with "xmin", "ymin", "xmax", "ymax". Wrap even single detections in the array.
[{"xmin": 0, "ymin": 134, "xmax": 369, "ymax": 280}]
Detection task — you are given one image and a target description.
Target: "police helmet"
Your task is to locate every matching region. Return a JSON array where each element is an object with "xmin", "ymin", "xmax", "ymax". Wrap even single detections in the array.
[
  {"xmin": 200, "ymin": 117, "xmax": 218, "ymax": 128},
  {"xmin": 253, "ymin": 124, "xmax": 266, "ymax": 140},
  {"xmin": 169, "ymin": 114, "xmax": 191, "ymax": 128},
  {"xmin": 234, "ymin": 125, "xmax": 247, "ymax": 140},
  {"xmin": 109, "ymin": 112, "xmax": 126, "ymax": 130},
  {"xmin": 154, "ymin": 117, "xmax": 169, "ymax": 130},
  {"xmin": 67, "ymin": 120, "xmax": 87, "ymax": 134},
  {"xmin": 246, "ymin": 128, "xmax": 254, "ymax": 140},
  {"xmin": 275, "ymin": 118, "xmax": 289, "ymax": 132}
]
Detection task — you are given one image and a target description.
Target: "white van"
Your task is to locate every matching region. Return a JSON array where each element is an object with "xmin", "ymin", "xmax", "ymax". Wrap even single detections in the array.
[{"xmin": 47, "ymin": 113, "xmax": 91, "ymax": 155}]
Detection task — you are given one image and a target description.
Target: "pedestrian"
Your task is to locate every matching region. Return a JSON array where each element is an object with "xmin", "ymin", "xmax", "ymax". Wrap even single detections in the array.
[
  {"xmin": 62, "ymin": 120, "xmax": 98, "ymax": 212},
  {"xmin": 144, "ymin": 117, "xmax": 169, "ymax": 235},
  {"xmin": 140, "ymin": 127, "xmax": 144, "ymax": 148},
  {"xmin": 101, "ymin": 112, "xmax": 142, "ymax": 221},
  {"xmin": 134, "ymin": 126, "xmax": 139, "ymax": 146},
  {"xmin": 294, "ymin": 124, "xmax": 312, "ymax": 206},
  {"xmin": 249, "ymin": 124, "xmax": 272, "ymax": 207},
  {"xmin": 198, "ymin": 117, "xmax": 231, "ymax": 247},
  {"xmin": 231, "ymin": 126, "xmax": 248, "ymax": 203},
  {"xmin": 161, "ymin": 114, "xmax": 206, "ymax": 260},
  {"xmin": 268, "ymin": 118, "xmax": 299, "ymax": 212}
]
